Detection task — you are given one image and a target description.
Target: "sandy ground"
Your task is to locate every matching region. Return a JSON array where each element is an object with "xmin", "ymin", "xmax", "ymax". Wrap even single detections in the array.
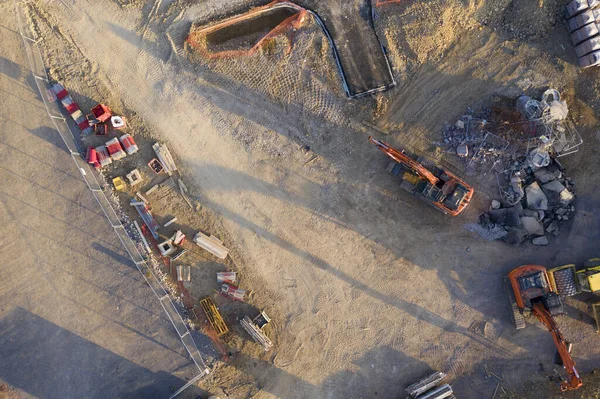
[
  {"xmin": 0, "ymin": 6, "xmax": 204, "ymax": 399},
  {"xmin": 3, "ymin": 0, "xmax": 600, "ymax": 398}
]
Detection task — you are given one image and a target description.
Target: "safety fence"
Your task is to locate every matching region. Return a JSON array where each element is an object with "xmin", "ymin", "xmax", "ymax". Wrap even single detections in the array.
[{"xmin": 15, "ymin": 1, "xmax": 209, "ymax": 393}]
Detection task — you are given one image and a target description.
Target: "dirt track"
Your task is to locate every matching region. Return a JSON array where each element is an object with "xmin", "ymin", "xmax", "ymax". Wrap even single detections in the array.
[{"xmin": 3, "ymin": 0, "xmax": 600, "ymax": 398}]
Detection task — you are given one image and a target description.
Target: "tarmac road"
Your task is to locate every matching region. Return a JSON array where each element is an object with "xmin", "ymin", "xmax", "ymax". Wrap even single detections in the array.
[{"xmin": 0, "ymin": 9, "xmax": 203, "ymax": 399}]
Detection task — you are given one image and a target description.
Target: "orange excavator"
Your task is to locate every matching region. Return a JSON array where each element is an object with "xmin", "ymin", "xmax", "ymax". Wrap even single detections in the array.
[
  {"xmin": 369, "ymin": 137, "xmax": 474, "ymax": 216},
  {"xmin": 507, "ymin": 265, "xmax": 583, "ymax": 391}
]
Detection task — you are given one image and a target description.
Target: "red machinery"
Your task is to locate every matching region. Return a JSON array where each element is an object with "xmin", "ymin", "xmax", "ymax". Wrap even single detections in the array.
[
  {"xmin": 369, "ymin": 137, "xmax": 474, "ymax": 216},
  {"xmin": 508, "ymin": 265, "xmax": 582, "ymax": 392}
]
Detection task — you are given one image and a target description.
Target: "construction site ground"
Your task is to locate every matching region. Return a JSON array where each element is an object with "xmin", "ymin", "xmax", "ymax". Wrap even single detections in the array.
[{"xmin": 2, "ymin": 0, "xmax": 600, "ymax": 398}]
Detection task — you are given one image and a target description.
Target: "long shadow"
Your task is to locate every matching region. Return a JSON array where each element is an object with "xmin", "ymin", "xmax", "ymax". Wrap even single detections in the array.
[
  {"xmin": 197, "ymin": 193, "xmax": 517, "ymax": 358},
  {"xmin": 0, "ymin": 307, "xmax": 206, "ymax": 398},
  {"xmin": 227, "ymin": 345, "xmax": 432, "ymax": 398}
]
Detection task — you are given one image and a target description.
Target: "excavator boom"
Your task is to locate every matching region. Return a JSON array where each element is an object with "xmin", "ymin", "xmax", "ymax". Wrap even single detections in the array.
[
  {"xmin": 532, "ymin": 302, "xmax": 582, "ymax": 391},
  {"xmin": 369, "ymin": 137, "xmax": 440, "ymax": 186}
]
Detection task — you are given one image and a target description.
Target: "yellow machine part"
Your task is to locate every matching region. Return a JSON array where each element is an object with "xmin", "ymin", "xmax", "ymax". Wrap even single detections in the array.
[
  {"xmin": 402, "ymin": 171, "xmax": 421, "ymax": 186},
  {"xmin": 583, "ymin": 268, "xmax": 600, "ymax": 292},
  {"xmin": 547, "ymin": 264, "xmax": 576, "ymax": 293},
  {"xmin": 112, "ymin": 176, "xmax": 126, "ymax": 191},
  {"xmin": 200, "ymin": 297, "xmax": 228, "ymax": 336}
]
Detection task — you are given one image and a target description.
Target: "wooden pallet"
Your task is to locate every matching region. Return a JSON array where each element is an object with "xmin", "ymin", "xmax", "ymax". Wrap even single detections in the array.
[{"xmin": 199, "ymin": 297, "xmax": 228, "ymax": 336}]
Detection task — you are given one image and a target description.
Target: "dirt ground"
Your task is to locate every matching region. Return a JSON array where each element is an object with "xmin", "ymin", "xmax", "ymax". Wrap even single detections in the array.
[{"xmin": 3, "ymin": 0, "xmax": 600, "ymax": 398}]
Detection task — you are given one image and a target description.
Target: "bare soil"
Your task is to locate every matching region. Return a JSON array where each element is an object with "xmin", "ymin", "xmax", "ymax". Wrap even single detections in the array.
[{"xmin": 3, "ymin": 0, "xmax": 600, "ymax": 398}]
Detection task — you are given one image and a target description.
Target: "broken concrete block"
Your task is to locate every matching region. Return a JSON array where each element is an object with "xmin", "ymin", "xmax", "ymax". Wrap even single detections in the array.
[
  {"xmin": 455, "ymin": 120, "xmax": 465, "ymax": 129},
  {"xmin": 457, "ymin": 143, "xmax": 469, "ymax": 157},
  {"xmin": 537, "ymin": 210, "xmax": 545, "ymax": 222},
  {"xmin": 534, "ymin": 168, "xmax": 558, "ymax": 184},
  {"xmin": 503, "ymin": 227, "xmax": 528, "ymax": 246},
  {"xmin": 505, "ymin": 206, "xmax": 522, "ymax": 227},
  {"xmin": 560, "ymin": 189, "xmax": 575, "ymax": 204},
  {"xmin": 546, "ymin": 221, "xmax": 560, "ymax": 236},
  {"xmin": 542, "ymin": 179, "xmax": 567, "ymax": 194},
  {"xmin": 523, "ymin": 209, "xmax": 538, "ymax": 218},
  {"xmin": 489, "ymin": 209, "xmax": 507, "ymax": 225},
  {"xmin": 526, "ymin": 182, "xmax": 548, "ymax": 210},
  {"xmin": 532, "ymin": 236, "xmax": 549, "ymax": 246},
  {"xmin": 520, "ymin": 216, "xmax": 544, "ymax": 236}
]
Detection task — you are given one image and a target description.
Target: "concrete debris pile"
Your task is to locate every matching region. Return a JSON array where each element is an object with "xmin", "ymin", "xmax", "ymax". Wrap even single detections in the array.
[
  {"xmin": 477, "ymin": 156, "xmax": 576, "ymax": 246},
  {"xmin": 439, "ymin": 89, "xmax": 582, "ymax": 176}
]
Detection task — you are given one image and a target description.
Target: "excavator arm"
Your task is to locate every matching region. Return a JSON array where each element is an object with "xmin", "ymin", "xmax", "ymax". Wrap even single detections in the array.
[
  {"xmin": 532, "ymin": 302, "xmax": 583, "ymax": 391},
  {"xmin": 369, "ymin": 137, "xmax": 440, "ymax": 186}
]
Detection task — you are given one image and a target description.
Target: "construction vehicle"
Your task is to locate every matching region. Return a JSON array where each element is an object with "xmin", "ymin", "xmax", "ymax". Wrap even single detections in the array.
[
  {"xmin": 548, "ymin": 258, "xmax": 600, "ymax": 296},
  {"xmin": 507, "ymin": 265, "xmax": 582, "ymax": 391},
  {"xmin": 369, "ymin": 137, "xmax": 474, "ymax": 216}
]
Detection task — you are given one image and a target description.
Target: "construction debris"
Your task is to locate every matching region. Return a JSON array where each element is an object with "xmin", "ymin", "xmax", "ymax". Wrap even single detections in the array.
[
  {"xmin": 439, "ymin": 90, "xmax": 582, "ymax": 182},
  {"xmin": 193, "ymin": 231, "xmax": 229, "ymax": 259},
  {"xmin": 476, "ymin": 155, "xmax": 577, "ymax": 245},
  {"xmin": 240, "ymin": 311, "xmax": 272, "ymax": 351}
]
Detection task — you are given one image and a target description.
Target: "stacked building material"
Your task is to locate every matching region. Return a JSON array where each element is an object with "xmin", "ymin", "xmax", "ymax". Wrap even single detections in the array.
[
  {"xmin": 119, "ymin": 134, "xmax": 138, "ymax": 155},
  {"xmin": 49, "ymin": 83, "xmax": 93, "ymax": 135},
  {"xmin": 152, "ymin": 142, "xmax": 177, "ymax": 175},
  {"xmin": 241, "ymin": 311, "xmax": 272, "ymax": 351},
  {"xmin": 566, "ymin": 0, "xmax": 600, "ymax": 67},
  {"xmin": 105, "ymin": 138, "xmax": 126, "ymax": 161},
  {"xmin": 94, "ymin": 145, "xmax": 112, "ymax": 168},
  {"xmin": 193, "ymin": 232, "xmax": 229, "ymax": 259}
]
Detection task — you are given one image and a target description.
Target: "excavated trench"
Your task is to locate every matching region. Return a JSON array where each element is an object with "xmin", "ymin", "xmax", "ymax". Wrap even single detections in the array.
[{"xmin": 187, "ymin": 0, "xmax": 396, "ymax": 98}]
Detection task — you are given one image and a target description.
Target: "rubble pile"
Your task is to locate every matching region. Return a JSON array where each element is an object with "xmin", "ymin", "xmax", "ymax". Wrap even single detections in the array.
[
  {"xmin": 438, "ymin": 89, "xmax": 582, "ymax": 175},
  {"xmin": 477, "ymin": 156, "xmax": 576, "ymax": 246}
]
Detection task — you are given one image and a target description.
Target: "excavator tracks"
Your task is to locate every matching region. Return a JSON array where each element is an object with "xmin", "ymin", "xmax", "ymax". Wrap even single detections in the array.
[{"xmin": 505, "ymin": 276, "xmax": 526, "ymax": 330}]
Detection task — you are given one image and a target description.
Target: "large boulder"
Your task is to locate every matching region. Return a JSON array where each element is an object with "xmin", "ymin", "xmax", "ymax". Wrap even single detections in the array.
[
  {"xmin": 520, "ymin": 216, "xmax": 544, "ymax": 235},
  {"xmin": 526, "ymin": 182, "xmax": 548, "ymax": 210}
]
